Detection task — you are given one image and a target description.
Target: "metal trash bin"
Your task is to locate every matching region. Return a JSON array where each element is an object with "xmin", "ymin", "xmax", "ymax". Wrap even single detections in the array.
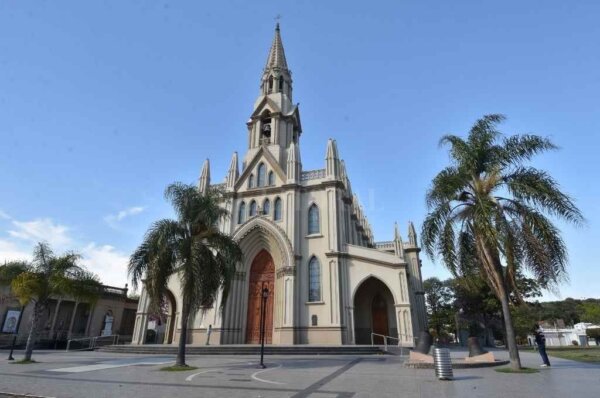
[{"xmin": 433, "ymin": 348, "xmax": 453, "ymax": 380}]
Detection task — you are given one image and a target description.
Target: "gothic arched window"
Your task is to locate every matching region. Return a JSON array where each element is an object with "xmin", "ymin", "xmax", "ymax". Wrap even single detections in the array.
[
  {"xmin": 279, "ymin": 76, "xmax": 284, "ymax": 91},
  {"xmin": 308, "ymin": 204, "xmax": 320, "ymax": 234},
  {"xmin": 248, "ymin": 174, "xmax": 254, "ymax": 189},
  {"xmin": 308, "ymin": 257, "xmax": 321, "ymax": 302},
  {"xmin": 263, "ymin": 199, "xmax": 270, "ymax": 215},
  {"xmin": 268, "ymin": 76, "xmax": 273, "ymax": 92},
  {"xmin": 268, "ymin": 171, "xmax": 275, "ymax": 186},
  {"xmin": 238, "ymin": 202, "xmax": 246, "ymax": 224},
  {"xmin": 257, "ymin": 163, "xmax": 266, "ymax": 187},
  {"xmin": 274, "ymin": 197, "xmax": 282, "ymax": 221},
  {"xmin": 249, "ymin": 200, "xmax": 257, "ymax": 217}
]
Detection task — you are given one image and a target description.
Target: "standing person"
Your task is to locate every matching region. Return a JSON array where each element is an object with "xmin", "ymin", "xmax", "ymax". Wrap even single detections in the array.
[{"xmin": 534, "ymin": 324, "xmax": 551, "ymax": 367}]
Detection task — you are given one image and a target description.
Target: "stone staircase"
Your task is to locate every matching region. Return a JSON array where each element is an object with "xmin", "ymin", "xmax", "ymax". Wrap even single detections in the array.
[{"xmin": 98, "ymin": 344, "xmax": 385, "ymax": 355}]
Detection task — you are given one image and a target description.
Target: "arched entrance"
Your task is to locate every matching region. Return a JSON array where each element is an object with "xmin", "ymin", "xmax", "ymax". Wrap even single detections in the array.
[
  {"xmin": 162, "ymin": 290, "xmax": 177, "ymax": 344},
  {"xmin": 353, "ymin": 277, "xmax": 397, "ymax": 345},
  {"xmin": 246, "ymin": 250, "xmax": 275, "ymax": 344}
]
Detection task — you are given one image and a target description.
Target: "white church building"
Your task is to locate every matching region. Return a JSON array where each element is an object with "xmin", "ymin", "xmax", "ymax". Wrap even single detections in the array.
[{"xmin": 131, "ymin": 25, "xmax": 427, "ymax": 346}]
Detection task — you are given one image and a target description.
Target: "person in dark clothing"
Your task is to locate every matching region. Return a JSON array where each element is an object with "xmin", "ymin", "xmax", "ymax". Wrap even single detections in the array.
[{"xmin": 534, "ymin": 324, "xmax": 551, "ymax": 367}]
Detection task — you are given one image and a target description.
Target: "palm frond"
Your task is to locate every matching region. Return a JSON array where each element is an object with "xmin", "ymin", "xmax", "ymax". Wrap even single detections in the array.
[{"xmin": 503, "ymin": 167, "xmax": 585, "ymax": 225}]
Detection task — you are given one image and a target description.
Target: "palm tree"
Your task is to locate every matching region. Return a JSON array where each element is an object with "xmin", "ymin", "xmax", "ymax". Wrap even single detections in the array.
[
  {"xmin": 0, "ymin": 243, "xmax": 102, "ymax": 361},
  {"xmin": 421, "ymin": 114, "xmax": 584, "ymax": 370},
  {"xmin": 129, "ymin": 182, "xmax": 242, "ymax": 367}
]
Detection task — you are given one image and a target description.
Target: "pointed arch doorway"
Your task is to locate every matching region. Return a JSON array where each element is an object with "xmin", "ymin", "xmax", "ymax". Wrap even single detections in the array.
[{"xmin": 246, "ymin": 250, "xmax": 275, "ymax": 344}]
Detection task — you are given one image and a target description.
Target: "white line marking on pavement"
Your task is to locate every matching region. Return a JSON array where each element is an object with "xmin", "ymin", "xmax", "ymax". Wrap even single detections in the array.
[
  {"xmin": 251, "ymin": 363, "xmax": 285, "ymax": 385},
  {"xmin": 185, "ymin": 369, "xmax": 218, "ymax": 382},
  {"xmin": 0, "ymin": 392, "xmax": 56, "ymax": 398},
  {"xmin": 47, "ymin": 360, "xmax": 174, "ymax": 373}
]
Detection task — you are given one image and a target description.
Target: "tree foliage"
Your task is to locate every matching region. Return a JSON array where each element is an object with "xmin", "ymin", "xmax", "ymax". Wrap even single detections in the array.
[
  {"xmin": 423, "ymin": 277, "xmax": 455, "ymax": 340},
  {"xmin": 0, "ymin": 243, "xmax": 101, "ymax": 361},
  {"xmin": 129, "ymin": 183, "xmax": 242, "ymax": 367},
  {"xmin": 421, "ymin": 114, "xmax": 583, "ymax": 369}
]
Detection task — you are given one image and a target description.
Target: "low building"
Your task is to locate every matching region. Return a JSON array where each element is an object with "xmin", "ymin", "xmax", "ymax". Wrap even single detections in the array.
[
  {"xmin": 0, "ymin": 284, "xmax": 138, "ymax": 348},
  {"xmin": 526, "ymin": 323, "xmax": 599, "ymax": 347}
]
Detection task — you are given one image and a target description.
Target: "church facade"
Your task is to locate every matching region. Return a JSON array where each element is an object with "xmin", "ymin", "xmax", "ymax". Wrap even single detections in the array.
[{"xmin": 131, "ymin": 25, "xmax": 427, "ymax": 346}]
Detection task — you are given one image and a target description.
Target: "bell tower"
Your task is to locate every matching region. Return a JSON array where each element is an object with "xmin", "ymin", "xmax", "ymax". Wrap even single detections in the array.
[{"xmin": 245, "ymin": 24, "xmax": 302, "ymax": 169}]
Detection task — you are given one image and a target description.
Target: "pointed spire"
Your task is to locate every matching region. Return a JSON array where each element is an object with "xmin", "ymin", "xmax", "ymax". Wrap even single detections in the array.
[
  {"xmin": 286, "ymin": 140, "xmax": 301, "ymax": 183},
  {"xmin": 265, "ymin": 23, "xmax": 289, "ymax": 71},
  {"xmin": 226, "ymin": 152, "xmax": 239, "ymax": 189},
  {"xmin": 325, "ymin": 138, "xmax": 340, "ymax": 179},
  {"xmin": 394, "ymin": 222, "xmax": 405, "ymax": 258},
  {"xmin": 408, "ymin": 221, "xmax": 417, "ymax": 246},
  {"xmin": 199, "ymin": 159, "xmax": 210, "ymax": 193}
]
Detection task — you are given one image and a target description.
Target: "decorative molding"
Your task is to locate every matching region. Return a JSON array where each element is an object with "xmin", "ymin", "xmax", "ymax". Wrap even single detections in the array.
[
  {"xmin": 234, "ymin": 271, "xmax": 246, "ymax": 281},
  {"xmin": 276, "ymin": 266, "xmax": 296, "ymax": 278},
  {"xmin": 232, "ymin": 216, "xmax": 295, "ymax": 270}
]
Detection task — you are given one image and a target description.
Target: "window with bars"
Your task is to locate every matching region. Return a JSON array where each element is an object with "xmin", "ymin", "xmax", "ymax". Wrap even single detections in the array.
[
  {"xmin": 308, "ymin": 257, "xmax": 321, "ymax": 302},
  {"xmin": 308, "ymin": 204, "xmax": 320, "ymax": 234},
  {"xmin": 238, "ymin": 202, "xmax": 246, "ymax": 224},
  {"xmin": 268, "ymin": 171, "xmax": 275, "ymax": 186},
  {"xmin": 257, "ymin": 163, "xmax": 266, "ymax": 187},
  {"xmin": 274, "ymin": 197, "xmax": 282, "ymax": 221}
]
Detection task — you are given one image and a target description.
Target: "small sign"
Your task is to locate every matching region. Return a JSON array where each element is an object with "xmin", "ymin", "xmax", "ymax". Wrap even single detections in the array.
[{"xmin": 2, "ymin": 309, "xmax": 21, "ymax": 333}]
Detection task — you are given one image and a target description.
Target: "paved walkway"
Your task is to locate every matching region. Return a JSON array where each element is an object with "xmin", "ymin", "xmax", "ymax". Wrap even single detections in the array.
[{"xmin": 0, "ymin": 349, "xmax": 597, "ymax": 397}]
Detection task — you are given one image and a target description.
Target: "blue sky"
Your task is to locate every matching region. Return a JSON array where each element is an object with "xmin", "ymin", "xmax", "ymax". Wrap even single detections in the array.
[{"xmin": 1, "ymin": 1, "xmax": 598, "ymax": 299}]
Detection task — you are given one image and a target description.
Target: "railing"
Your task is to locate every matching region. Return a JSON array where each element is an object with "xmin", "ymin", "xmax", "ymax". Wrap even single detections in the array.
[
  {"xmin": 375, "ymin": 241, "xmax": 394, "ymax": 250},
  {"xmin": 301, "ymin": 169, "xmax": 326, "ymax": 181},
  {"xmin": 66, "ymin": 334, "xmax": 119, "ymax": 352},
  {"xmin": 371, "ymin": 333, "xmax": 412, "ymax": 356}
]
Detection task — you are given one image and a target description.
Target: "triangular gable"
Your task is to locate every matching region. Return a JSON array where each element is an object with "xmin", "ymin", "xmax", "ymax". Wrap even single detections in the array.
[
  {"xmin": 250, "ymin": 96, "xmax": 281, "ymax": 119},
  {"xmin": 235, "ymin": 146, "xmax": 287, "ymax": 190}
]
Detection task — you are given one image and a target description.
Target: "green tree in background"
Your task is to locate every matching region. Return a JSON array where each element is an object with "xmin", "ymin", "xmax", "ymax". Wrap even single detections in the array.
[
  {"xmin": 0, "ymin": 243, "xmax": 101, "ymax": 361},
  {"xmin": 423, "ymin": 277, "xmax": 455, "ymax": 341},
  {"xmin": 422, "ymin": 114, "xmax": 584, "ymax": 369},
  {"xmin": 580, "ymin": 302, "xmax": 600, "ymax": 324}
]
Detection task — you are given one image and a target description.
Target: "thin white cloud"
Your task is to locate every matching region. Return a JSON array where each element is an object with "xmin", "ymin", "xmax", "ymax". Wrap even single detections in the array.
[
  {"xmin": 0, "ymin": 210, "xmax": 11, "ymax": 220},
  {"xmin": 8, "ymin": 218, "xmax": 72, "ymax": 249},
  {"xmin": 0, "ymin": 239, "xmax": 31, "ymax": 262},
  {"xmin": 81, "ymin": 243, "xmax": 130, "ymax": 288},
  {"xmin": 104, "ymin": 206, "xmax": 146, "ymax": 228},
  {"xmin": 0, "ymin": 215, "xmax": 131, "ymax": 288}
]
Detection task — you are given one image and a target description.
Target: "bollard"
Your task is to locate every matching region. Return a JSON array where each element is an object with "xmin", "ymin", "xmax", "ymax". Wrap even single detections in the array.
[{"xmin": 433, "ymin": 348, "xmax": 453, "ymax": 380}]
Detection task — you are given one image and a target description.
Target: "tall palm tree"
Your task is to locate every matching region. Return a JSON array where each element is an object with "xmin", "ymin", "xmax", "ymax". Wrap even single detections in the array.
[
  {"xmin": 0, "ymin": 243, "xmax": 101, "ymax": 361},
  {"xmin": 421, "ymin": 114, "xmax": 584, "ymax": 370},
  {"xmin": 129, "ymin": 182, "xmax": 242, "ymax": 367}
]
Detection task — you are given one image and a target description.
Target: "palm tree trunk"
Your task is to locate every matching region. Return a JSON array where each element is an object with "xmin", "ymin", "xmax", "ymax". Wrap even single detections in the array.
[
  {"xmin": 476, "ymin": 235, "xmax": 522, "ymax": 369},
  {"xmin": 498, "ymin": 285, "xmax": 522, "ymax": 370},
  {"xmin": 176, "ymin": 304, "xmax": 189, "ymax": 367},
  {"xmin": 23, "ymin": 304, "xmax": 40, "ymax": 361}
]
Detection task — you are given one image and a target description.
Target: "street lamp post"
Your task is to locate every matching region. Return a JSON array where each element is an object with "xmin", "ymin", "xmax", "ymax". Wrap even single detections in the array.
[{"xmin": 259, "ymin": 286, "xmax": 269, "ymax": 369}]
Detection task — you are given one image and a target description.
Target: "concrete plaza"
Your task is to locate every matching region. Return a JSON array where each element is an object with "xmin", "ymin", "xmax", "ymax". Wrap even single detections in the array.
[{"xmin": 0, "ymin": 349, "xmax": 597, "ymax": 397}]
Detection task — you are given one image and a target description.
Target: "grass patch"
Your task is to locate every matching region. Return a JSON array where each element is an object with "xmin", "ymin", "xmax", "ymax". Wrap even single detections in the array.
[
  {"xmin": 544, "ymin": 348, "xmax": 600, "ymax": 363},
  {"xmin": 521, "ymin": 346, "xmax": 600, "ymax": 363},
  {"xmin": 495, "ymin": 367, "xmax": 539, "ymax": 374},
  {"xmin": 11, "ymin": 359, "xmax": 37, "ymax": 364},
  {"xmin": 160, "ymin": 365, "xmax": 198, "ymax": 372}
]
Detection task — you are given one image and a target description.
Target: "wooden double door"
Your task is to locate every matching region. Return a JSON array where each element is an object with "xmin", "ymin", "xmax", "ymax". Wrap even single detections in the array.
[
  {"xmin": 246, "ymin": 250, "xmax": 275, "ymax": 344},
  {"xmin": 372, "ymin": 293, "xmax": 389, "ymax": 344}
]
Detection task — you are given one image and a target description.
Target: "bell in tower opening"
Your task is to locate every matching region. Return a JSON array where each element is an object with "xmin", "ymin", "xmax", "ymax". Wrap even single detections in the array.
[{"xmin": 261, "ymin": 112, "xmax": 272, "ymax": 145}]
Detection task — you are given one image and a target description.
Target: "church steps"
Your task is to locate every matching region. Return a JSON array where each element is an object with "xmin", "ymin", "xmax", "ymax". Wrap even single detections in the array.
[{"xmin": 98, "ymin": 345, "xmax": 384, "ymax": 355}]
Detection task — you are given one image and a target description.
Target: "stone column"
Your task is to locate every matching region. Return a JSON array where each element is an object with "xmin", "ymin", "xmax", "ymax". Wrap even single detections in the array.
[
  {"xmin": 84, "ymin": 304, "xmax": 95, "ymax": 336},
  {"xmin": 49, "ymin": 299, "xmax": 62, "ymax": 339},
  {"xmin": 67, "ymin": 301, "xmax": 79, "ymax": 339}
]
